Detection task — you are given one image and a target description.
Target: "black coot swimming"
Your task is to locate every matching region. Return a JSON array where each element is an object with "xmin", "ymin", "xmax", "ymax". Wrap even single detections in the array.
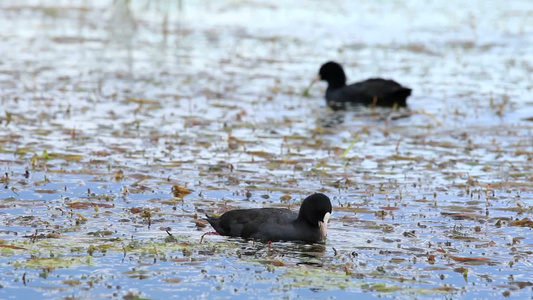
[
  {"xmin": 205, "ymin": 193, "xmax": 332, "ymax": 243},
  {"xmin": 317, "ymin": 61, "xmax": 412, "ymax": 109}
]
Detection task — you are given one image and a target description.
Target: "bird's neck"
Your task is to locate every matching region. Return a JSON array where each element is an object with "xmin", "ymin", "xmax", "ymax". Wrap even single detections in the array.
[
  {"xmin": 296, "ymin": 215, "xmax": 318, "ymax": 228},
  {"xmin": 327, "ymin": 81, "xmax": 346, "ymax": 90}
]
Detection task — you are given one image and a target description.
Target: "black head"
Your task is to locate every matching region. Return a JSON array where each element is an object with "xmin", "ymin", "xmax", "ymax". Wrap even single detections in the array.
[
  {"xmin": 297, "ymin": 193, "xmax": 332, "ymax": 227},
  {"xmin": 318, "ymin": 61, "xmax": 346, "ymax": 88}
]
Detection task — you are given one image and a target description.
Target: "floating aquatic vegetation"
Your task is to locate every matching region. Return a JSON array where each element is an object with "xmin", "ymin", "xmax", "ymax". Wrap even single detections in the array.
[{"xmin": 0, "ymin": 0, "xmax": 531, "ymax": 299}]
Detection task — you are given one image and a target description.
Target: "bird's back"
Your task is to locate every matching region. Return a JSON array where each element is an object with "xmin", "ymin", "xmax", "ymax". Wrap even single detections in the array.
[
  {"xmin": 327, "ymin": 78, "xmax": 411, "ymax": 107},
  {"xmin": 206, "ymin": 208, "xmax": 298, "ymax": 241},
  {"xmin": 206, "ymin": 208, "xmax": 323, "ymax": 242}
]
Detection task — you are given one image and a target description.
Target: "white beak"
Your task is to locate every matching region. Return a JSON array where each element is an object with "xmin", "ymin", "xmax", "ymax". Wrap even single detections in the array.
[{"xmin": 318, "ymin": 212, "xmax": 331, "ymax": 240}]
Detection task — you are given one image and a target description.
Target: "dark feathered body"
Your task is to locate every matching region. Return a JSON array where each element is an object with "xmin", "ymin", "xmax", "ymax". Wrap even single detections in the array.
[
  {"xmin": 206, "ymin": 208, "xmax": 321, "ymax": 242},
  {"xmin": 318, "ymin": 61, "xmax": 412, "ymax": 109},
  {"xmin": 205, "ymin": 193, "xmax": 332, "ymax": 243}
]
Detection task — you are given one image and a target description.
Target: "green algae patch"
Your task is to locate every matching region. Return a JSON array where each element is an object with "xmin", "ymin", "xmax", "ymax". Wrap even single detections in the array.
[
  {"xmin": 279, "ymin": 266, "xmax": 360, "ymax": 290},
  {"xmin": 62, "ymin": 280, "xmax": 82, "ymax": 286},
  {"xmin": 15, "ymin": 256, "xmax": 93, "ymax": 269},
  {"xmin": 363, "ymin": 283, "xmax": 403, "ymax": 292}
]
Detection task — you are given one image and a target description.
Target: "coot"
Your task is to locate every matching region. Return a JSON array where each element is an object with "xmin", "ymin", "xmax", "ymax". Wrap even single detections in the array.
[
  {"xmin": 317, "ymin": 61, "xmax": 412, "ymax": 109},
  {"xmin": 206, "ymin": 193, "xmax": 332, "ymax": 243}
]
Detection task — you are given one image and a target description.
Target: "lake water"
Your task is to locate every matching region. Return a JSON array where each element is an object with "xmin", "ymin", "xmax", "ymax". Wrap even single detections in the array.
[{"xmin": 1, "ymin": 0, "xmax": 532, "ymax": 299}]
